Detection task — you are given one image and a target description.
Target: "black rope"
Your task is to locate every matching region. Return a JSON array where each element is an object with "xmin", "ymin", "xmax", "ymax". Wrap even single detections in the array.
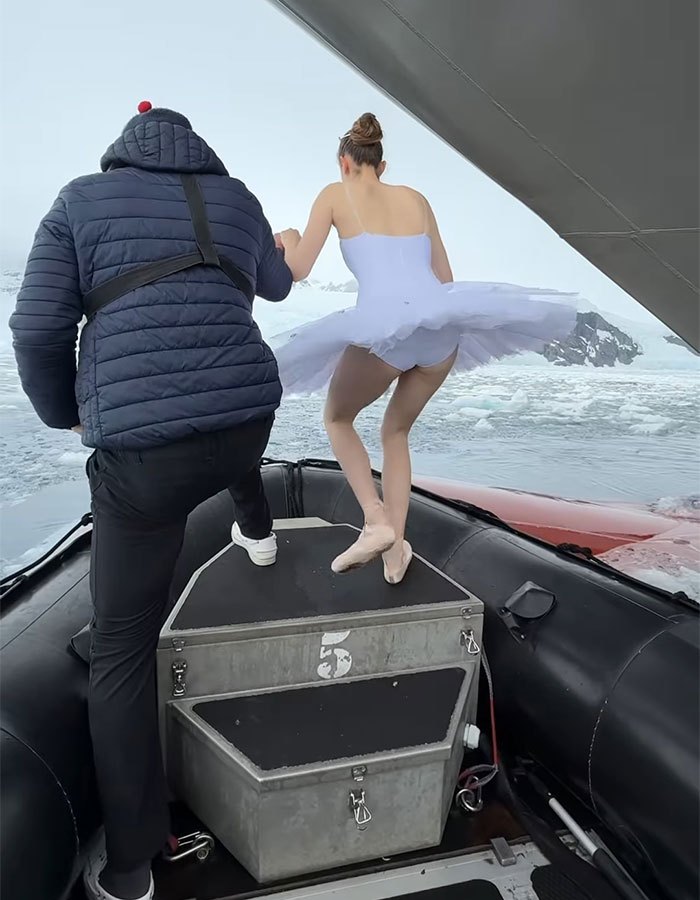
[
  {"xmin": 3, "ymin": 457, "xmax": 696, "ymax": 615},
  {"xmin": 555, "ymin": 542, "xmax": 695, "ymax": 609},
  {"xmin": 557, "ymin": 542, "xmax": 595, "ymax": 559},
  {"xmin": 0, "ymin": 513, "xmax": 92, "ymax": 595},
  {"xmin": 290, "ymin": 458, "xmax": 697, "ymax": 614}
]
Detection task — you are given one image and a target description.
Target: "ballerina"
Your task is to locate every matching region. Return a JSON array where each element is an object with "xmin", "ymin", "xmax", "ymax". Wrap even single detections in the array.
[{"xmin": 275, "ymin": 113, "xmax": 577, "ymax": 583}]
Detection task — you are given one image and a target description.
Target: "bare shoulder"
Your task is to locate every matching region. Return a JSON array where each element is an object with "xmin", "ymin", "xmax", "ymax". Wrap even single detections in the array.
[
  {"xmin": 392, "ymin": 184, "xmax": 427, "ymax": 203},
  {"xmin": 316, "ymin": 182, "xmax": 343, "ymax": 203},
  {"xmin": 392, "ymin": 184, "xmax": 431, "ymax": 218}
]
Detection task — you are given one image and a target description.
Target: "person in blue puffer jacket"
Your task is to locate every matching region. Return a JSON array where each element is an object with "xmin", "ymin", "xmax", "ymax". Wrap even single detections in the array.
[{"xmin": 9, "ymin": 101, "xmax": 292, "ymax": 900}]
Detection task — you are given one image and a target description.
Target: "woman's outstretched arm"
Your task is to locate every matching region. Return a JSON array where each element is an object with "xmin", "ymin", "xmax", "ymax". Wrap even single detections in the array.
[{"xmin": 278, "ymin": 184, "xmax": 335, "ymax": 281}]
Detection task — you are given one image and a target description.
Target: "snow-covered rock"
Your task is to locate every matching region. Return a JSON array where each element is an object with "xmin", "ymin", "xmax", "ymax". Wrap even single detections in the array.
[{"xmin": 542, "ymin": 312, "xmax": 641, "ymax": 367}]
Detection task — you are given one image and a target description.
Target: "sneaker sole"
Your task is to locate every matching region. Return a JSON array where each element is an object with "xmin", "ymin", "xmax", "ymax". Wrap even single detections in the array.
[
  {"xmin": 82, "ymin": 829, "xmax": 107, "ymax": 900},
  {"xmin": 81, "ymin": 827, "xmax": 154, "ymax": 900},
  {"xmin": 232, "ymin": 535, "xmax": 277, "ymax": 567}
]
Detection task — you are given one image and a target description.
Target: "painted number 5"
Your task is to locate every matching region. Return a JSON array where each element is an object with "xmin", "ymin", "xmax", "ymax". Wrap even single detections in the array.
[{"xmin": 317, "ymin": 630, "xmax": 353, "ymax": 680}]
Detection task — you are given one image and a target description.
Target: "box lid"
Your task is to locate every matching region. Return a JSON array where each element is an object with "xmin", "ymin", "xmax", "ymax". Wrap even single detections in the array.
[
  {"xmin": 170, "ymin": 666, "xmax": 472, "ymax": 790},
  {"xmin": 161, "ymin": 524, "xmax": 479, "ymax": 646}
]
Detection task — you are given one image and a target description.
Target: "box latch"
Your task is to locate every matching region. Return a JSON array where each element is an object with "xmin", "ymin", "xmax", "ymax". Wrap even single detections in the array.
[{"xmin": 349, "ymin": 764, "xmax": 372, "ymax": 830}]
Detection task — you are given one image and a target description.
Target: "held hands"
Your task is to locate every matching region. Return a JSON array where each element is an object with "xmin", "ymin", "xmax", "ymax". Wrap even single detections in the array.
[{"xmin": 276, "ymin": 228, "xmax": 301, "ymax": 252}]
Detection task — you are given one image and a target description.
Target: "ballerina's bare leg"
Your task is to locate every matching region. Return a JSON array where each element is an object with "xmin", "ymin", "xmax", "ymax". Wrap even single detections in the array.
[
  {"xmin": 381, "ymin": 350, "xmax": 457, "ymax": 581},
  {"xmin": 324, "ymin": 345, "xmax": 400, "ymax": 572}
]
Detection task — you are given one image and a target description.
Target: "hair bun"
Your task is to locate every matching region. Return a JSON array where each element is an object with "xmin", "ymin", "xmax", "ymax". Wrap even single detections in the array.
[{"xmin": 350, "ymin": 112, "xmax": 383, "ymax": 146}]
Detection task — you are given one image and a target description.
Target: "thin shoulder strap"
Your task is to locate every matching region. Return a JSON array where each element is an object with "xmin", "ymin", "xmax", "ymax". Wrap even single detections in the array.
[
  {"xmin": 422, "ymin": 195, "xmax": 430, "ymax": 235},
  {"xmin": 344, "ymin": 182, "xmax": 365, "ymax": 233}
]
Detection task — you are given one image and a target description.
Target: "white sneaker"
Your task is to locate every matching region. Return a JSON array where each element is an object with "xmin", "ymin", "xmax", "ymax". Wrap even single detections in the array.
[
  {"xmin": 83, "ymin": 830, "xmax": 154, "ymax": 900},
  {"xmin": 232, "ymin": 521, "xmax": 277, "ymax": 567}
]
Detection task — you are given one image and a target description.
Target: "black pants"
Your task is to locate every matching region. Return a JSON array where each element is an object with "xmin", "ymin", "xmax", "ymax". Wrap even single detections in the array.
[{"xmin": 87, "ymin": 417, "xmax": 273, "ymax": 871}]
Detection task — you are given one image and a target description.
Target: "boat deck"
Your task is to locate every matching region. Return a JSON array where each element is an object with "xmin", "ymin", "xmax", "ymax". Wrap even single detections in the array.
[{"xmin": 68, "ymin": 798, "xmax": 528, "ymax": 900}]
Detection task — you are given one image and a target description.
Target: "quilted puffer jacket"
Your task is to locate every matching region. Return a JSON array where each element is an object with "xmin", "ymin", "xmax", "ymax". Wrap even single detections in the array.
[{"xmin": 9, "ymin": 107, "xmax": 292, "ymax": 449}]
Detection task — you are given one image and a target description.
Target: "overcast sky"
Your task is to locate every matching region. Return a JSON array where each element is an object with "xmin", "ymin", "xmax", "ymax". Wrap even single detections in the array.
[{"xmin": 1, "ymin": 0, "xmax": 652, "ymax": 319}]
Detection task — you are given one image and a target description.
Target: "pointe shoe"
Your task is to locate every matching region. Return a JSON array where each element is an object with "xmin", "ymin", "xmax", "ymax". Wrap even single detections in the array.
[
  {"xmin": 383, "ymin": 541, "xmax": 413, "ymax": 585},
  {"xmin": 331, "ymin": 524, "xmax": 396, "ymax": 574}
]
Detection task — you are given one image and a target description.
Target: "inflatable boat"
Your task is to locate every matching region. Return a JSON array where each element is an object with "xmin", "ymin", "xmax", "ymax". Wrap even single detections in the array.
[
  {"xmin": 1, "ymin": 460, "xmax": 698, "ymax": 900},
  {"xmin": 2, "ymin": 1, "xmax": 697, "ymax": 899}
]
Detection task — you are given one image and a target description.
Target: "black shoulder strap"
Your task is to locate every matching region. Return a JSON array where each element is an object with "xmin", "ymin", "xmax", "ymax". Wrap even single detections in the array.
[
  {"xmin": 181, "ymin": 173, "xmax": 221, "ymax": 267},
  {"xmin": 181, "ymin": 175, "xmax": 255, "ymax": 304},
  {"xmin": 83, "ymin": 174, "xmax": 254, "ymax": 319}
]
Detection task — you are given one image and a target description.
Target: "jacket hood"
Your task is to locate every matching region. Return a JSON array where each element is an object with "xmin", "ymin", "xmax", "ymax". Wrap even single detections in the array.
[{"xmin": 101, "ymin": 109, "xmax": 228, "ymax": 175}]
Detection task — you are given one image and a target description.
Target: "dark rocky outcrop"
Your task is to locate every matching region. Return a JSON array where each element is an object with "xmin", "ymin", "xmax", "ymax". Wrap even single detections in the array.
[
  {"xmin": 542, "ymin": 311, "xmax": 641, "ymax": 366},
  {"xmin": 664, "ymin": 334, "xmax": 699, "ymax": 356}
]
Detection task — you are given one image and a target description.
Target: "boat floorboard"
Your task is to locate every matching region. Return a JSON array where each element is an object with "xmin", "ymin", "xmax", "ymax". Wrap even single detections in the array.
[{"xmin": 70, "ymin": 799, "xmax": 525, "ymax": 900}]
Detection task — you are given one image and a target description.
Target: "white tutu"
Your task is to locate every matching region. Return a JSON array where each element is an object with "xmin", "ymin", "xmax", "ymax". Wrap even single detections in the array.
[{"xmin": 272, "ymin": 233, "xmax": 579, "ymax": 395}]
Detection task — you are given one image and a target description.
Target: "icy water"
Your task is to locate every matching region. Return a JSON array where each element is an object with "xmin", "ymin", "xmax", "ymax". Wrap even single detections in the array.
[{"xmin": 1, "ymin": 284, "xmax": 698, "ymax": 582}]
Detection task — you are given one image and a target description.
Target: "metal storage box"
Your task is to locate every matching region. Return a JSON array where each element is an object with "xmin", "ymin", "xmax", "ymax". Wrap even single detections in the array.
[
  {"xmin": 157, "ymin": 521, "xmax": 483, "ymax": 745},
  {"xmin": 168, "ymin": 666, "xmax": 473, "ymax": 882}
]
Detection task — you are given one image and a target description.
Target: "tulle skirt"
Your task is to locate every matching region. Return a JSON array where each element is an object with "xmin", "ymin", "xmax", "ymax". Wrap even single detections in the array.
[{"xmin": 271, "ymin": 281, "xmax": 579, "ymax": 395}]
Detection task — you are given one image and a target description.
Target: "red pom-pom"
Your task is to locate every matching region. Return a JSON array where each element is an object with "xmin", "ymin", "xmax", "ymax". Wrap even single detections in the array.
[{"xmin": 137, "ymin": 100, "xmax": 152, "ymax": 114}]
